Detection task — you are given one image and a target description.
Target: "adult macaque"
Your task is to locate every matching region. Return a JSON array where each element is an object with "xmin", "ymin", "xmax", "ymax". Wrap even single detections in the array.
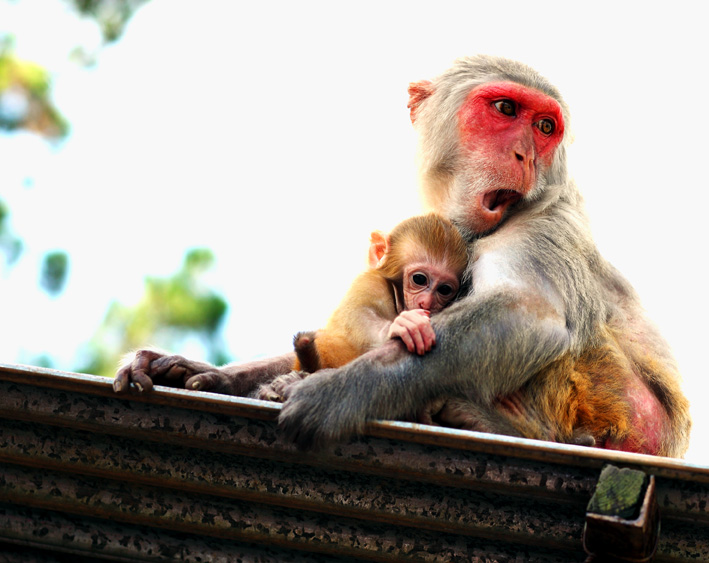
[
  {"xmin": 258, "ymin": 214, "xmax": 468, "ymax": 401},
  {"xmin": 114, "ymin": 55, "xmax": 691, "ymax": 458}
]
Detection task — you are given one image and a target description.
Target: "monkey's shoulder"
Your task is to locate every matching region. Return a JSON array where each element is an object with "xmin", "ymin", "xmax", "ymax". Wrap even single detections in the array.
[
  {"xmin": 323, "ymin": 271, "xmax": 398, "ymax": 335},
  {"xmin": 338, "ymin": 271, "xmax": 398, "ymax": 317}
]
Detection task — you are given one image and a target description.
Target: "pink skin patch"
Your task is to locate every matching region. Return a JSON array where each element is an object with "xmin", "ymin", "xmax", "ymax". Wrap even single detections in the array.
[
  {"xmin": 494, "ymin": 376, "xmax": 667, "ymax": 455},
  {"xmin": 457, "ymin": 82, "xmax": 565, "ymax": 232},
  {"xmin": 603, "ymin": 376, "xmax": 667, "ymax": 456}
]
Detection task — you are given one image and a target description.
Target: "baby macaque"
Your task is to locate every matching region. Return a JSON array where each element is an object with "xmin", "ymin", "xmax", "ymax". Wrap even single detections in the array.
[
  {"xmin": 296, "ymin": 213, "xmax": 468, "ymax": 371},
  {"xmin": 257, "ymin": 214, "xmax": 468, "ymax": 401}
]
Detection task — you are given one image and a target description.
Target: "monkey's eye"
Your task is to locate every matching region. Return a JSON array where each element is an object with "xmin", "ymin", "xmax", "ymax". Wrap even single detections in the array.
[
  {"xmin": 412, "ymin": 273, "xmax": 428, "ymax": 287},
  {"xmin": 437, "ymin": 284, "xmax": 455, "ymax": 297},
  {"xmin": 494, "ymin": 99, "xmax": 516, "ymax": 117},
  {"xmin": 536, "ymin": 118, "xmax": 555, "ymax": 135}
]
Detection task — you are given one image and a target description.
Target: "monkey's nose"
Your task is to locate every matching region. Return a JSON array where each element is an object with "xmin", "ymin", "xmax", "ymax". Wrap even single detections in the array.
[
  {"xmin": 514, "ymin": 147, "xmax": 534, "ymax": 163},
  {"xmin": 417, "ymin": 294, "xmax": 434, "ymax": 311}
]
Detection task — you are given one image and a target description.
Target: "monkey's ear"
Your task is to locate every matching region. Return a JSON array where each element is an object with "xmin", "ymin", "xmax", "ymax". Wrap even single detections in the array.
[
  {"xmin": 407, "ymin": 80, "xmax": 434, "ymax": 124},
  {"xmin": 368, "ymin": 230, "xmax": 390, "ymax": 268}
]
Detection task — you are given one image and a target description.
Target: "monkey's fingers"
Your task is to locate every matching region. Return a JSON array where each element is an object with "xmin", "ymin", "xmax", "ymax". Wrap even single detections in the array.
[
  {"xmin": 255, "ymin": 383, "xmax": 284, "ymax": 402},
  {"xmin": 112, "ymin": 364, "xmax": 132, "ymax": 393},
  {"xmin": 150, "ymin": 354, "xmax": 191, "ymax": 379},
  {"xmin": 402, "ymin": 309, "xmax": 437, "ymax": 354},
  {"xmin": 151, "ymin": 355, "xmax": 222, "ymax": 389},
  {"xmin": 418, "ymin": 322, "xmax": 437, "ymax": 353},
  {"xmin": 184, "ymin": 371, "xmax": 223, "ymax": 391},
  {"xmin": 417, "ymin": 396, "xmax": 447, "ymax": 425},
  {"xmin": 256, "ymin": 371, "xmax": 308, "ymax": 402},
  {"xmin": 401, "ymin": 318, "xmax": 431, "ymax": 355},
  {"xmin": 113, "ymin": 349, "xmax": 160, "ymax": 394},
  {"xmin": 409, "ymin": 327, "xmax": 428, "ymax": 356},
  {"xmin": 389, "ymin": 324, "xmax": 417, "ymax": 353}
]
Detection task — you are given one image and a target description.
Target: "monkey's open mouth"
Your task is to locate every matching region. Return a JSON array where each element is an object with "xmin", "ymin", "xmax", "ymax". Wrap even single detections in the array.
[{"xmin": 483, "ymin": 189, "xmax": 522, "ymax": 213}]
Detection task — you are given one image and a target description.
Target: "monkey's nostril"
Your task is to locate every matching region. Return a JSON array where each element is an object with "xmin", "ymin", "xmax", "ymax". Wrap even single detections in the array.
[{"xmin": 515, "ymin": 152, "xmax": 524, "ymax": 161}]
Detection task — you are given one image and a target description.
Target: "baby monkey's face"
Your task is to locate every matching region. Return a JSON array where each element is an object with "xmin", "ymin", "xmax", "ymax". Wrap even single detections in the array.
[{"xmin": 402, "ymin": 262, "xmax": 460, "ymax": 314}]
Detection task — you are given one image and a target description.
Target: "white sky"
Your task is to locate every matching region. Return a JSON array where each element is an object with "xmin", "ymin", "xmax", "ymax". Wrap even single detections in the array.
[{"xmin": 1, "ymin": 0, "xmax": 708, "ymax": 462}]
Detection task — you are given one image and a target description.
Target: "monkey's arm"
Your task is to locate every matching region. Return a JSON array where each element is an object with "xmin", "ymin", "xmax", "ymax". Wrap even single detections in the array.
[
  {"xmin": 279, "ymin": 283, "xmax": 571, "ymax": 449},
  {"xmin": 113, "ymin": 349, "xmax": 295, "ymax": 396}
]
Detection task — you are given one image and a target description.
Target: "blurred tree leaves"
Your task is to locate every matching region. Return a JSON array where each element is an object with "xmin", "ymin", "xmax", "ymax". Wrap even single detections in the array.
[
  {"xmin": 0, "ymin": 199, "xmax": 23, "ymax": 268},
  {"xmin": 0, "ymin": 36, "xmax": 69, "ymax": 293},
  {"xmin": 40, "ymin": 251, "xmax": 69, "ymax": 296},
  {"xmin": 1, "ymin": 0, "xmax": 153, "ymax": 294},
  {"xmin": 0, "ymin": 38, "xmax": 69, "ymax": 140},
  {"xmin": 69, "ymin": 0, "xmax": 149, "ymax": 43},
  {"xmin": 0, "ymin": 0, "xmax": 152, "ymax": 139},
  {"xmin": 78, "ymin": 249, "xmax": 230, "ymax": 377},
  {"xmin": 3, "ymin": 1, "xmax": 232, "ymax": 375}
]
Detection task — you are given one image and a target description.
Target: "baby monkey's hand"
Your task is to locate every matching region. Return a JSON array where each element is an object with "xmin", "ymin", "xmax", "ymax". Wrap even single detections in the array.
[{"xmin": 388, "ymin": 309, "xmax": 436, "ymax": 355}]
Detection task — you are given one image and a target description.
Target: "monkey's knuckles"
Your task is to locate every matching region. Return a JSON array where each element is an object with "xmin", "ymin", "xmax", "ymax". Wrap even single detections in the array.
[
  {"xmin": 402, "ymin": 314, "xmax": 435, "ymax": 354},
  {"xmin": 113, "ymin": 357, "xmax": 156, "ymax": 394},
  {"xmin": 256, "ymin": 371, "xmax": 307, "ymax": 403},
  {"xmin": 185, "ymin": 371, "xmax": 224, "ymax": 391},
  {"xmin": 255, "ymin": 383, "xmax": 283, "ymax": 402},
  {"xmin": 151, "ymin": 355, "xmax": 192, "ymax": 378},
  {"xmin": 417, "ymin": 396, "xmax": 447, "ymax": 425}
]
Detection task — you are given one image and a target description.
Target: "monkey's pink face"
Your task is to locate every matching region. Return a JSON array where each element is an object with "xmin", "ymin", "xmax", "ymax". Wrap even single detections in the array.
[
  {"xmin": 456, "ymin": 82, "xmax": 565, "ymax": 233},
  {"xmin": 402, "ymin": 262, "xmax": 461, "ymax": 314}
]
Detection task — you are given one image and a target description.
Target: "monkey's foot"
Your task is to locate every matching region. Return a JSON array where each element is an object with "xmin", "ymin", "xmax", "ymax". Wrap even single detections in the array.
[{"xmin": 256, "ymin": 370, "xmax": 309, "ymax": 402}]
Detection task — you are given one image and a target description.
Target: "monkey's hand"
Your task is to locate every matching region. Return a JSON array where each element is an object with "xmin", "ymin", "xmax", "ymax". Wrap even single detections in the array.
[
  {"xmin": 388, "ymin": 309, "xmax": 436, "ymax": 355},
  {"xmin": 278, "ymin": 368, "xmax": 368, "ymax": 449},
  {"xmin": 278, "ymin": 340, "xmax": 411, "ymax": 450},
  {"xmin": 418, "ymin": 396, "xmax": 487, "ymax": 431},
  {"xmin": 256, "ymin": 370, "xmax": 309, "ymax": 402},
  {"xmin": 416, "ymin": 396, "xmax": 448, "ymax": 425},
  {"xmin": 113, "ymin": 349, "xmax": 295, "ymax": 396},
  {"xmin": 113, "ymin": 349, "xmax": 223, "ymax": 394}
]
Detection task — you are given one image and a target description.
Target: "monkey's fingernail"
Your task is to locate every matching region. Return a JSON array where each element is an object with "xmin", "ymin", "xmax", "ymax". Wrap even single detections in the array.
[
  {"xmin": 135, "ymin": 383, "xmax": 143, "ymax": 393},
  {"xmin": 192, "ymin": 381, "xmax": 202, "ymax": 390}
]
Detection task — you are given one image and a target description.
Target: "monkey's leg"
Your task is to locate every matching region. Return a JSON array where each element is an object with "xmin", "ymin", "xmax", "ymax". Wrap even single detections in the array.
[{"xmin": 293, "ymin": 331, "xmax": 322, "ymax": 373}]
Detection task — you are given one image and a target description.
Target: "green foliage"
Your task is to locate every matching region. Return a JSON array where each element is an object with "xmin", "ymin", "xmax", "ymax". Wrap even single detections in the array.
[
  {"xmin": 40, "ymin": 251, "xmax": 70, "ymax": 296},
  {"xmin": 2, "ymin": 0, "xmax": 225, "ymax": 378},
  {"xmin": 68, "ymin": 0, "xmax": 150, "ymax": 43},
  {"xmin": 0, "ymin": 199, "xmax": 23, "ymax": 267},
  {"xmin": 0, "ymin": 0, "xmax": 155, "ymax": 138},
  {"xmin": 77, "ymin": 248, "xmax": 230, "ymax": 377},
  {"xmin": 0, "ymin": 38, "xmax": 70, "ymax": 140}
]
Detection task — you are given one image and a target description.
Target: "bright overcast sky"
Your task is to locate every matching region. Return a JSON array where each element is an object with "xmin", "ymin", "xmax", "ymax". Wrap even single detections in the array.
[{"xmin": 1, "ymin": 0, "xmax": 708, "ymax": 462}]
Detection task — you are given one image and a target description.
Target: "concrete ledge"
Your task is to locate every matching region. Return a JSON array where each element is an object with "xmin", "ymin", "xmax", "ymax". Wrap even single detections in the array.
[{"xmin": 0, "ymin": 363, "xmax": 707, "ymax": 561}]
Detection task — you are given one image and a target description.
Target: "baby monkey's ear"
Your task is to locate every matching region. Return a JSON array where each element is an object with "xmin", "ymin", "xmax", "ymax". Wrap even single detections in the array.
[{"xmin": 368, "ymin": 230, "xmax": 390, "ymax": 268}]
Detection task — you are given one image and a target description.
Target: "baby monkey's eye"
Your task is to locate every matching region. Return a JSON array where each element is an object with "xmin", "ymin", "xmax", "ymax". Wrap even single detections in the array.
[
  {"xmin": 437, "ymin": 284, "xmax": 454, "ymax": 297},
  {"xmin": 412, "ymin": 273, "xmax": 428, "ymax": 286}
]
